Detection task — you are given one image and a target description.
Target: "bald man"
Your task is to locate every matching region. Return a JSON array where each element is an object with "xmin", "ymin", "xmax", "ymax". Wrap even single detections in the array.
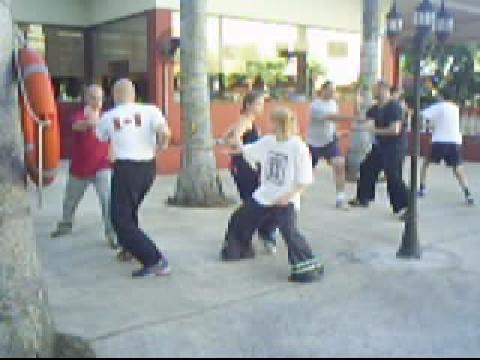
[
  {"xmin": 51, "ymin": 85, "xmax": 117, "ymax": 249},
  {"xmin": 96, "ymin": 79, "xmax": 172, "ymax": 278}
]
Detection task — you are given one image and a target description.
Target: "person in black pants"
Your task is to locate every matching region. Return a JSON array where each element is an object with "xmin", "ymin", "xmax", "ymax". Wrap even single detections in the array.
[
  {"xmin": 221, "ymin": 91, "xmax": 278, "ymax": 254},
  {"xmin": 349, "ymin": 81, "xmax": 409, "ymax": 219},
  {"xmin": 96, "ymin": 79, "xmax": 172, "ymax": 278},
  {"xmin": 221, "ymin": 107, "xmax": 324, "ymax": 283}
]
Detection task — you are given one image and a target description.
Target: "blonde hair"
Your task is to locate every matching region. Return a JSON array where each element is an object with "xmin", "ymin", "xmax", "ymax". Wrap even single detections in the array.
[{"xmin": 271, "ymin": 107, "xmax": 298, "ymax": 141}]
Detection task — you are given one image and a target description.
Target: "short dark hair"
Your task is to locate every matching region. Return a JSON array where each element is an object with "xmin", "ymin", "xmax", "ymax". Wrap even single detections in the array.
[
  {"xmin": 377, "ymin": 80, "xmax": 391, "ymax": 91},
  {"xmin": 322, "ymin": 81, "xmax": 333, "ymax": 90},
  {"xmin": 241, "ymin": 91, "xmax": 264, "ymax": 113},
  {"xmin": 440, "ymin": 87, "xmax": 456, "ymax": 102}
]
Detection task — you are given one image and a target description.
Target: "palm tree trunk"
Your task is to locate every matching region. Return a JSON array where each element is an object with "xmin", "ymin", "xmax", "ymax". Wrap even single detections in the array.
[
  {"xmin": 0, "ymin": 0, "xmax": 55, "ymax": 356},
  {"xmin": 170, "ymin": 0, "xmax": 231, "ymax": 207},
  {"xmin": 346, "ymin": 0, "xmax": 380, "ymax": 181}
]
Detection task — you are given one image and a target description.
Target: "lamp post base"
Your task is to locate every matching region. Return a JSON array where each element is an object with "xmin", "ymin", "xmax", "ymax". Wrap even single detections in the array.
[{"xmin": 397, "ymin": 220, "xmax": 422, "ymax": 259}]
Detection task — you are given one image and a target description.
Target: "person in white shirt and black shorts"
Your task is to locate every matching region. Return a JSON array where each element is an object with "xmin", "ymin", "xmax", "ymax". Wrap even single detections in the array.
[
  {"xmin": 96, "ymin": 79, "xmax": 173, "ymax": 278},
  {"xmin": 419, "ymin": 88, "xmax": 475, "ymax": 206}
]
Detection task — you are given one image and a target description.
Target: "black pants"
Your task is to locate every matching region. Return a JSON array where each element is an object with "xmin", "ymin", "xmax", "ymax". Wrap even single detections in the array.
[
  {"xmin": 221, "ymin": 199, "xmax": 318, "ymax": 276},
  {"xmin": 357, "ymin": 144, "xmax": 409, "ymax": 214},
  {"xmin": 111, "ymin": 160, "xmax": 162, "ymax": 267},
  {"xmin": 231, "ymin": 157, "xmax": 277, "ymax": 240}
]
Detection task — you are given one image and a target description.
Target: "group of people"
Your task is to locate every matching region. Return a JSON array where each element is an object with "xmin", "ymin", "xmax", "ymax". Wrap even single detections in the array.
[
  {"xmin": 51, "ymin": 80, "xmax": 172, "ymax": 278},
  {"xmin": 50, "ymin": 76, "xmax": 475, "ymax": 283}
]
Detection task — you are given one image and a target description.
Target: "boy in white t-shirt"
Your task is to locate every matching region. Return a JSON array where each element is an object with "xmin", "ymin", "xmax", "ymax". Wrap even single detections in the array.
[
  {"xmin": 419, "ymin": 89, "xmax": 474, "ymax": 206},
  {"xmin": 221, "ymin": 107, "xmax": 324, "ymax": 283}
]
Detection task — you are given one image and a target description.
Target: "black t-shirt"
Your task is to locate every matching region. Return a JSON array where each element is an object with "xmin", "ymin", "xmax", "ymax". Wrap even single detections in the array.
[{"xmin": 375, "ymin": 100, "xmax": 404, "ymax": 146}]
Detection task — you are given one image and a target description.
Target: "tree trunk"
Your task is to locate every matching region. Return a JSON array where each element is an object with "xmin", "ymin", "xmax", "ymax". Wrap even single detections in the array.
[
  {"xmin": 0, "ymin": 0, "xmax": 55, "ymax": 357},
  {"xmin": 169, "ymin": 0, "xmax": 231, "ymax": 207},
  {"xmin": 346, "ymin": 0, "xmax": 380, "ymax": 182}
]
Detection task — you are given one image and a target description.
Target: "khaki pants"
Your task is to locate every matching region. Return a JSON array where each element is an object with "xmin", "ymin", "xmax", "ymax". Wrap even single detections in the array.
[{"xmin": 58, "ymin": 169, "xmax": 115, "ymax": 238}]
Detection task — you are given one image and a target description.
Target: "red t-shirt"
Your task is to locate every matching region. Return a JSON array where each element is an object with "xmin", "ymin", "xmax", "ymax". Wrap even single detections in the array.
[{"xmin": 70, "ymin": 109, "xmax": 111, "ymax": 178}]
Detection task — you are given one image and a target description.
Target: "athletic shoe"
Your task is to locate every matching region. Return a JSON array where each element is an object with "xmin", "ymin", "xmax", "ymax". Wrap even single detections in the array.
[
  {"xmin": 348, "ymin": 199, "xmax": 369, "ymax": 208},
  {"xmin": 336, "ymin": 199, "xmax": 350, "ymax": 211},
  {"xmin": 132, "ymin": 258, "xmax": 171, "ymax": 278},
  {"xmin": 116, "ymin": 250, "xmax": 135, "ymax": 263},
  {"xmin": 466, "ymin": 195, "xmax": 475, "ymax": 206},
  {"xmin": 259, "ymin": 232, "xmax": 278, "ymax": 255},
  {"xmin": 264, "ymin": 241, "xmax": 277, "ymax": 255},
  {"xmin": 50, "ymin": 224, "xmax": 73, "ymax": 238},
  {"xmin": 106, "ymin": 234, "xmax": 119, "ymax": 250},
  {"xmin": 398, "ymin": 209, "xmax": 409, "ymax": 222},
  {"xmin": 288, "ymin": 261, "xmax": 325, "ymax": 283}
]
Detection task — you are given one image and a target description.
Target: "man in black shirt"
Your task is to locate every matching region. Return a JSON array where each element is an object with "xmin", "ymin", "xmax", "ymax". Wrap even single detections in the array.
[{"xmin": 349, "ymin": 81, "xmax": 409, "ymax": 218}]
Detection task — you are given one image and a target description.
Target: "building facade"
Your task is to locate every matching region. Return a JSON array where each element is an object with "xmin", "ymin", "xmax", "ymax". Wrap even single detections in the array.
[{"xmin": 13, "ymin": 0, "xmax": 397, "ymax": 172}]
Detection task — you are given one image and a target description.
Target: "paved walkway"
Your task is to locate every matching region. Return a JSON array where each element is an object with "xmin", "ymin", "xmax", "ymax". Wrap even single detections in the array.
[{"xmin": 32, "ymin": 161, "xmax": 480, "ymax": 357}]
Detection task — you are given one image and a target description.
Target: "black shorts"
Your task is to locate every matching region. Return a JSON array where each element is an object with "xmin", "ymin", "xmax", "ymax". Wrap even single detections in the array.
[
  {"xmin": 429, "ymin": 143, "xmax": 463, "ymax": 167},
  {"xmin": 309, "ymin": 140, "xmax": 342, "ymax": 168}
]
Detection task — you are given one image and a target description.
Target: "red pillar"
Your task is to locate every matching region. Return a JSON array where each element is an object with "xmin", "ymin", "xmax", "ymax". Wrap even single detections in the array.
[
  {"xmin": 148, "ymin": 9, "xmax": 174, "ymax": 115},
  {"xmin": 382, "ymin": 38, "xmax": 401, "ymax": 88}
]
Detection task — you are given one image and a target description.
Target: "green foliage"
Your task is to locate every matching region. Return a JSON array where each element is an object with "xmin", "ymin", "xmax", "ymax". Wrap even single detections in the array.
[
  {"xmin": 401, "ymin": 42, "xmax": 480, "ymax": 105},
  {"xmin": 246, "ymin": 60, "xmax": 288, "ymax": 86}
]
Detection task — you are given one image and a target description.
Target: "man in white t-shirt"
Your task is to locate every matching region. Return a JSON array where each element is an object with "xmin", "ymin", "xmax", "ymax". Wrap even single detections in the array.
[
  {"xmin": 96, "ymin": 79, "xmax": 173, "ymax": 278},
  {"xmin": 419, "ymin": 89, "xmax": 474, "ymax": 206},
  {"xmin": 307, "ymin": 81, "xmax": 355, "ymax": 209}
]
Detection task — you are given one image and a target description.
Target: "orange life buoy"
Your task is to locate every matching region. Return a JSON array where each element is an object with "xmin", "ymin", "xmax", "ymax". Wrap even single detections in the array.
[{"xmin": 19, "ymin": 48, "xmax": 60, "ymax": 186}]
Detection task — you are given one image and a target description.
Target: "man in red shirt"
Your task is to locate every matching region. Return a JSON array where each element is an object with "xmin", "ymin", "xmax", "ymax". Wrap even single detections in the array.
[{"xmin": 51, "ymin": 85, "xmax": 117, "ymax": 249}]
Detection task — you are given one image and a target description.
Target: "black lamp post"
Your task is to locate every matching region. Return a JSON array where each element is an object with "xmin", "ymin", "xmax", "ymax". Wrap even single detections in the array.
[{"xmin": 386, "ymin": 0, "xmax": 454, "ymax": 259}]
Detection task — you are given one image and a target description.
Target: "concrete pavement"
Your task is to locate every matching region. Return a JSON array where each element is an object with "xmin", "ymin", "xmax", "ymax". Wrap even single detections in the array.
[{"xmin": 31, "ymin": 161, "xmax": 480, "ymax": 357}]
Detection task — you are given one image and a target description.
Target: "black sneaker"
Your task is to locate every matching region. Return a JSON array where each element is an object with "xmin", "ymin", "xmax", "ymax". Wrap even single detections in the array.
[
  {"xmin": 132, "ymin": 258, "xmax": 171, "ymax": 278},
  {"xmin": 348, "ymin": 199, "xmax": 369, "ymax": 208},
  {"xmin": 51, "ymin": 223, "xmax": 73, "ymax": 238},
  {"xmin": 289, "ymin": 263, "xmax": 325, "ymax": 283},
  {"xmin": 466, "ymin": 195, "xmax": 475, "ymax": 206},
  {"xmin": 259, "ymin": 232, "xmax": 278, "ymax": 255}
]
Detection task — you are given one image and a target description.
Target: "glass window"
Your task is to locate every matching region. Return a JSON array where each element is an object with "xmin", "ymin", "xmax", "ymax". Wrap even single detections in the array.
[
  {"xmin": 18, "ymin": 24, "xmax": 85, "ymax": 102},
  {"xmin": 92, "ymin": 15, "xmax": 149, "ymax": 103},
  {"xmin": 221, "ymin": 19, "xmax": 297, "ymax": 75},
  {"xmin": 307, "ymin": 28, "xmax": 361, "ymax": 87},
  {"xmin": 171, "ymin": 12, "xmax": 220, "ymax": 100}
]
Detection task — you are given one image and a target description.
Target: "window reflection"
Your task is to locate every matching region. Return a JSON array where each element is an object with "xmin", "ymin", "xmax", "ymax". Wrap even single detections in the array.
[{"xmin": 92, "ymin": 15, "xmax": 149, "ymax": 105}]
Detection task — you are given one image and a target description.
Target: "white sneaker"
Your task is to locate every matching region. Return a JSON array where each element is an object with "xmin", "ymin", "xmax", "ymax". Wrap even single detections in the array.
[{"xmin": 264, "ymin": 241, "xmax": 277, "ymax": 255}]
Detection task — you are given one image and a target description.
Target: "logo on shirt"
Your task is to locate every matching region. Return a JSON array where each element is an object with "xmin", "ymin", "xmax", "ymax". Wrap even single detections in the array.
[
  {"xmin": 265, "ymin": 152, "xmax": 288, "ymax": 186},
  {"xmin": 113, "ymin": 118, "xmax": 122, "ymax": 131},
  {"xmin": 135, "ymin": 113, "xmax": 142, "ymax": 127}
]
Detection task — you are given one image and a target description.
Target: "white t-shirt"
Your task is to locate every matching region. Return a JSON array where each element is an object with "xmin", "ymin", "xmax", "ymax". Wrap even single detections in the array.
[
  {"xmin": 96, "ymin": 103, "xmax": 167, "ymax": 161},
  {"xmin": 242, "ymin": 135, "xmax": 314, "ymax": 209},
  {"xmin": 307, "ymin": 98, "xmax": 339, "ymax": 147},
  {"xmin": 422, "ymin": 102, "xmax": 462, "ymax": 145}
]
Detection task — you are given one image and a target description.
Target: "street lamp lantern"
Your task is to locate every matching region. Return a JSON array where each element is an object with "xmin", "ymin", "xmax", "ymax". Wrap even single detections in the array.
[
  {"xmin": 436, "ymin": 0, "xmax": 455, "ymax": 43},
  {"xmin": 386, "ymin": 0, "xmax": 404, "ymax": 39},
  {"xmin": 414, "ymin": 0, "xmax": 436, "ymax": 32}
]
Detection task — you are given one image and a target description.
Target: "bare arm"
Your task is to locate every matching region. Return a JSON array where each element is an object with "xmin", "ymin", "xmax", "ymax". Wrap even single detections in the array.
[
  {"xmin": 72, "ymin": 118, "xmax": 94, "ymax": 132},
  {"xmin": 156, "ymin": 125, "xmax": 172, "ymax": 150},
  {"xmin": 221, "ymin": 117, "xmax": 252, "ymax": 146},
  {"xmin": 73, "ymin": 107, "xmax": 99, "ymax": 132},
  {"xmin": 323, "ymin": 113, "xmax": 356, "ymax": 122},
  {"xmin": 374, "ymin": 120, "xmax": 402, "ymax": 136}
]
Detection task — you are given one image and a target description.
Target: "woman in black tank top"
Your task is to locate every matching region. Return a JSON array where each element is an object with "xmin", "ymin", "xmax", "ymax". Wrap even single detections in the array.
[{"xmin": 222, "ymin": 92, "xmax": 278, "ymax": 253}]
